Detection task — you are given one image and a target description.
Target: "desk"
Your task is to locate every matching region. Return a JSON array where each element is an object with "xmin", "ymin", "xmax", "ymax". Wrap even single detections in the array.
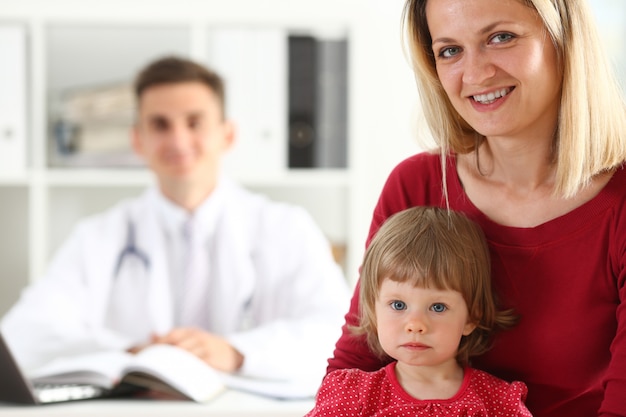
[{"xmin": 0, "ymin": 390, "xmax": 314, "ymax": 417}]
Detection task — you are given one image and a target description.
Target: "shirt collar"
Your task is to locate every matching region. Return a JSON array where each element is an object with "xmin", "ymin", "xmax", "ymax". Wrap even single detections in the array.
[{"xmin": 150, "ymin": 182, "xmax": 225, "ymax": 241}]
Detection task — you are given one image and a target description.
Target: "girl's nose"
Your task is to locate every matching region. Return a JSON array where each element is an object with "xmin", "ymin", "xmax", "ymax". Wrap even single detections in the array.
[{"xmin": 405, "ymin": 312, "xmax": 427, "ymax": 334}]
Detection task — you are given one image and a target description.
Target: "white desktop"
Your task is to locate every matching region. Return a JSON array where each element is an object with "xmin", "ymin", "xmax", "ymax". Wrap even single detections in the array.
[{"xmin": 0, "ymin": 389, "xmax": 314, "ymax": 417}]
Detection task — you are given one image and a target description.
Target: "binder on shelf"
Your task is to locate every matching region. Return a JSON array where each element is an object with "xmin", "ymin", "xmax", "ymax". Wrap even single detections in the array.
[
  {"xmin": 288, "ymin": 35, "xmax": 318, "ymax": 169},
  {"xmin": 209, "ymin": 27, "xmax": 287, "ymax": 180},
  {"xmin": 288, "ymin": 35, "xmax": 348, "ymax": 169},
  {"xmin": 316, "ymin": 38, "xmax": 348, "ymax": 169},
  {"xmin": 0, "ymin": 25, "xmax": 27, "ymax": 177}
]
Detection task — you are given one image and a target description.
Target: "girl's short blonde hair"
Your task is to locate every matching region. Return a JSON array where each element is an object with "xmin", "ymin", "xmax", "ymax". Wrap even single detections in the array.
[{"xmin": 352, "ymin": 207, "xmax": 516, "ymax": 365}]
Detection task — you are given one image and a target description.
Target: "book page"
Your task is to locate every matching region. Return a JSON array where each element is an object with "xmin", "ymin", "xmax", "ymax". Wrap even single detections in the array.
[
  {"xmin": 120, "ymin": 344, "xmax": 226, "ymax": 403},
  {"xmin": 27, "ymin": 351, "xmax": 133, "ymax": 388},
  {"xmin": 25, "ymin": 344, "xmax": 316, "ymax": 401}
]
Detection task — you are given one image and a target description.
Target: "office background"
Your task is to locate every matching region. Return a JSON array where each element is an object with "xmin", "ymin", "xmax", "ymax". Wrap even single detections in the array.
[
  {"xmin": 0, "ymin": 0, "xmax": 621, "ymax": 318},
  {"xmin": 0, "ymin": 0, "xmax": 424, "ymax": 317}
]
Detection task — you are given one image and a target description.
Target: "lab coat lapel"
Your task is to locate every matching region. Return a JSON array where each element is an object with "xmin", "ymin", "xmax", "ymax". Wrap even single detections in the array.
[
  {"xmin": 205, "ymin": 185, "xmax": 256, "ymax": 334},
  {"xmin": 133, "ymin": 194, "xmax": 175, "ymax": 334}
]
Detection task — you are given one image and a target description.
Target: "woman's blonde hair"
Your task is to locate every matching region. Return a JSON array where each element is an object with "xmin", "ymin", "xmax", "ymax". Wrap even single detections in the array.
[
  {"xmin": 403, "ymin": 0, "xmax": 626, "ymax": 198},
  {"xmin": 352, "ymin": 207, "xmax": 517, "ymax": 365}
]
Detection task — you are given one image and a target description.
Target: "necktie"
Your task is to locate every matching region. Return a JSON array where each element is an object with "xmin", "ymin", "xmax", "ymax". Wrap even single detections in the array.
[{"xmin": 176, "ymin": 217, "xmax": 208, "ymax": 327}]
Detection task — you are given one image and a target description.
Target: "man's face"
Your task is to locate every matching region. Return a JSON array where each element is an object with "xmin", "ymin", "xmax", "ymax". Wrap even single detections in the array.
[{"xmin": 132, "ymin": 81, "xmax": 234, "ymax": 193}]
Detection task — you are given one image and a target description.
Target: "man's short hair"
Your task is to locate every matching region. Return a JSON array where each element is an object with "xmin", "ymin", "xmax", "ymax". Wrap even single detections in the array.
[{"xmin": 134, "ymin": 56, "xmax": 226, "ymax": 115}]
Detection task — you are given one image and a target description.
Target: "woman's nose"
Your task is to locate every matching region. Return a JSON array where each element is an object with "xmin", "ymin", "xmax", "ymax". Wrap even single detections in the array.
[{"xmin": 462, "ymin": 50, "xmax": 497, "ymax": 86}]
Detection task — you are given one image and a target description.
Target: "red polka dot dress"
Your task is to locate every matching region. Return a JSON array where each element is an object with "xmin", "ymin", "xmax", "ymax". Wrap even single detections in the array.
[{"xmin": 304, "ymin": 362, "xmax": 532, "ymax": 416}]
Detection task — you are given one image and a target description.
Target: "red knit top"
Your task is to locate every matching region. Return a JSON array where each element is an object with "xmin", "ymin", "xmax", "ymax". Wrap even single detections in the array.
[
  {"xmin": 307, "ymin": 363, "xmax": 531, "ymax": 416},
  {"xmin": 327, "ymin": 152, "xmax": 626, "ymax": 417}
]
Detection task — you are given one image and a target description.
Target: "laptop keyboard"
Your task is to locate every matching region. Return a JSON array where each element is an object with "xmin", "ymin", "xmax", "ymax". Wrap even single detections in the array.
[{"xmin": 33, "ymin": 383, "xmax": 109, "ymax": 403}]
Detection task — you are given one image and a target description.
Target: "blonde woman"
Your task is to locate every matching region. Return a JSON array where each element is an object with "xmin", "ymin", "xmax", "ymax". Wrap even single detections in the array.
[{"xmin": 328, "ymin": 1, "xmax": 626, "ymax": 416}]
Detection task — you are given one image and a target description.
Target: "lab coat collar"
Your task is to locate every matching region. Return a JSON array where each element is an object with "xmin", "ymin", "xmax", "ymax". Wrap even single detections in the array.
[{"xmin": 150, "ymin": 182, "xmax": 226, "ymax": 241}]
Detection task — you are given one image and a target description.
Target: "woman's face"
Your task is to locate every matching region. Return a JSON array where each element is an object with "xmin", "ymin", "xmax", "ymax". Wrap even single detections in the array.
[{"xmin": 426, "ymin": 0, "xmax": 562, "ymax": 141}]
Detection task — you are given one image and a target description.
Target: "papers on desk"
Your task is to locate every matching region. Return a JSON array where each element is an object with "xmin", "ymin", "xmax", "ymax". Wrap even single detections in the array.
[
  {"xmin": 26, "ymin": 345, "xmax": 319, "ymax": 403},
  {"xmin": 221, "ymin": 373, "xmax": 319, "ymax": 400}
]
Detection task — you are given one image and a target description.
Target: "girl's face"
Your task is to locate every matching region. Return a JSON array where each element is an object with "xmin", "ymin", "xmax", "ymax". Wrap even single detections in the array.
[
  {"xmin": 426, "ymin": 0, "xmax": 562, "ymax": 141},
  {"xmin": 375, "ymin": 279, "xmax": 476, "ymax": 368}
]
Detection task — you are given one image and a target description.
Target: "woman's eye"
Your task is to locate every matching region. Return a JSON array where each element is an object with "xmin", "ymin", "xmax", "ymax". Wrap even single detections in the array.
[
  {"xmin": 431, "ymin": 303, "xmax": 447, "ymax": 313},
  {"xmin": 439, "ymin": 46, "xmax": 461, "ymax": 58},
  {"xmin": 491, "ymin": 33, "xmax": 514, "ymax": 44},
  {"xmin": 391, "ymin": 300, "xmax": 407, "ymax": 311}
]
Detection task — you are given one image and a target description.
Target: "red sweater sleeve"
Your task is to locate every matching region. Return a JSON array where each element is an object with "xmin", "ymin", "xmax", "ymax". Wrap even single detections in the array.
[
  {"xmin": 326, "ymin": 280, "xmax": 386, "ymax": 373},
  {"xmin": 599, "ymin": 237, "xmax": 626, "ymax": 416}
]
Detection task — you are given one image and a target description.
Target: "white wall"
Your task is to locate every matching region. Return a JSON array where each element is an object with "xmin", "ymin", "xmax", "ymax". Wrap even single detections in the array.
[{"xmin": 0, "ymin": 0, "xmax": 421, "ymax": 315}]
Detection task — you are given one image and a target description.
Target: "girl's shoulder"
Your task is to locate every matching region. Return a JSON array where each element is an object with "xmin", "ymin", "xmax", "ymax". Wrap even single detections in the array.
[
  {"xmin": 322, "ymin": 366, "xmax": 388, "ymax": 388},
  {"xmin": 468, "ymin": 368, "xmax": 527, "ymax": 392},
  {"xmin": 305, "ymin": 367, "xmax": 389, "ymax": 416},
  {"xmin": 466, "ymin": 368, "xmax": 532, "ymax": 416}
]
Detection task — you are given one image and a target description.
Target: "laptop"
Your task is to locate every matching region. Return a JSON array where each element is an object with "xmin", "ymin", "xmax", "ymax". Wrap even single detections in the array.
[{"xmin": 0, "ymin": 333, "xmax": 114, "ymax": 404}]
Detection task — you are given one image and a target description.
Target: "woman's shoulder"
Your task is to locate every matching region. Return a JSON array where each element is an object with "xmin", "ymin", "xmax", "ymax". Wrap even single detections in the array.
[
  {"xmin": 375, "ymin": 150, "xmax": 452, "ymax": 216},
  {"xmin": 390, "ymin": 150, "xmax": 446, "ymax": 174},
  {"xmin": 383, "ymin": 150, "xmax": 454, "ymax": 192}
]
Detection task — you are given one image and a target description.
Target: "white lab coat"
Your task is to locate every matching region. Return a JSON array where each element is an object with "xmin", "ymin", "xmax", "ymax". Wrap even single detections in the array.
[{"xmin": 1, "ymin": 179, "xmax": 350, "ymax": 388}]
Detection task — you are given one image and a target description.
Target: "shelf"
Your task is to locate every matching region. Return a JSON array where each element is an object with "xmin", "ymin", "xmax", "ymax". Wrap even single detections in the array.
[
  {"xmin": 0, "ymin": 173, "xmax": 29, "ymax": 186},
  {"xmin": 0, "ymin": 0, "xmax": 421, "ymax": 292},
  {"xmin": 39, "ymin": 167, "xmax": 351, "ymax": 189},
  {"xmin": 234, "ymin": 169, "xmax": 351, "ymax": 188},
  {"xmin": 42, "ymin": 168, "xmax": 154, "ymax": 187}
]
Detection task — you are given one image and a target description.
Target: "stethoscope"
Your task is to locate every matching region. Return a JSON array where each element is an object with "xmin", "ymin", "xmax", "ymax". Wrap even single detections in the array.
[
  {"xmin": 111, "ymin": 215, "xmax": 255, "ymax": 327},
  {"xmin": 114, "ymin": 219, "xmax": 150, "ymax": 278}
]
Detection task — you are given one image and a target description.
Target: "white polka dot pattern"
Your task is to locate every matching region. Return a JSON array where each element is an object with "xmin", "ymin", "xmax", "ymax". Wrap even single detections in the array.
[{"xmin": 303, "ymin": 363, "xmax": 533, "ymax": 416}]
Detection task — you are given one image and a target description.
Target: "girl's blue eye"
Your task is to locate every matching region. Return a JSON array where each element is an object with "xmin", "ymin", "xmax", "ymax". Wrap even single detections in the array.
[
  {"xmin": 431, "ymin": 303, "xmax": 447, "ymax": 313},
  {"xmin": 391, "ymin": 300, "xmax": 406, "ymax": 311}
]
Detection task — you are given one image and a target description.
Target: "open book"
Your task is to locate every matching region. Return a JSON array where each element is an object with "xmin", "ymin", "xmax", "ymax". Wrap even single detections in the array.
[
  {"xmin": 26, "ymin": 344, "xmax": 321, "ymax": 402},
  {"xmin": 27, "ymin": 344, "xmax": 226, "ymax": 403}
]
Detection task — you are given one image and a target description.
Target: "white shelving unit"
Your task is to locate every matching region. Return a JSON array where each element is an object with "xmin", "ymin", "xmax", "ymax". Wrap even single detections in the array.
[{"xmin": 0, "ymin": 0, "xmax": 421, "ymax": 316}]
